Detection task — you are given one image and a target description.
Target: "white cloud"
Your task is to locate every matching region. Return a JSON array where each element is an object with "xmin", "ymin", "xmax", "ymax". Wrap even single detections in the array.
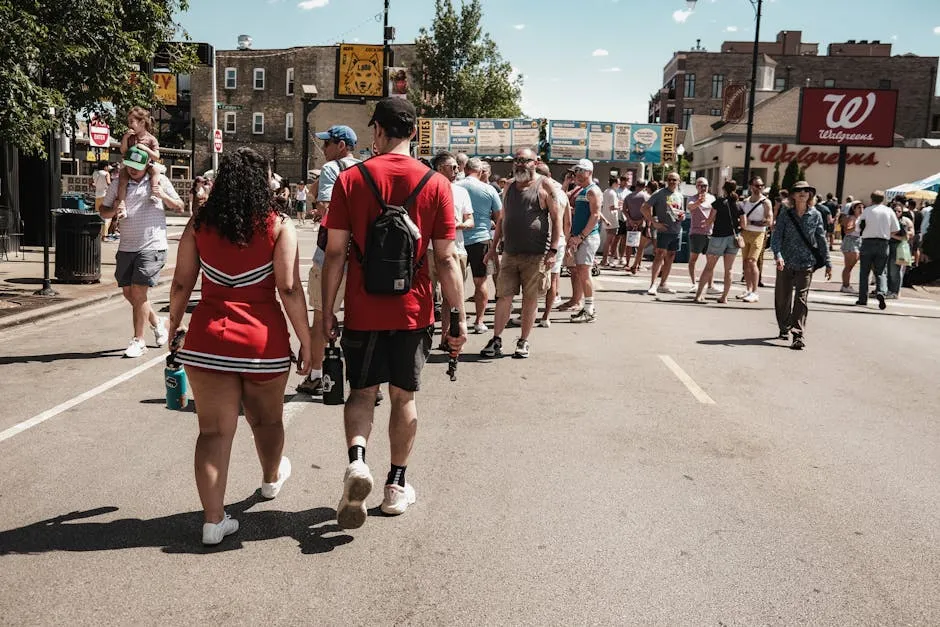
[
  {"xmin": 673, "ymin": 9, "xmax": 693, "ymax": 23},
  {"xmin": 725, "ymin": 25, "xmax": 738, "ymax": 32},
  {"xmin": 600, "ymin": 67, "xmax": 622, "ymax": 73},
  {"xmin": 298, "ymin": 0, "xmax": 328, "ymax": 9},
  {"xmin": 592, "ymin": 48, "xmax": 609, "ymax": 57},
  {"xmin": 891, "ymin": 34, "xmax": 898, "ymax": 41},
  {"xmin": 934, "ymin": 26, "xmax": 940, "ymax": 34},
  {"xmin": 513, "ymin": 24, "xmax": 525, "ymax": 30}
]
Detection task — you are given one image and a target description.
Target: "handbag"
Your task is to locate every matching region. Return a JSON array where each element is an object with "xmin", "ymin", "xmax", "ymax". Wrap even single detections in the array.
[
  {"xmin": 722, "ymin": 198, "xmax": 745, "ymax": 248},
  {"xmin": 896, "ymin": 239, "xmax": 912, "ymax": 266},
  {"xmin": 784, "ymin": 209, "xmax": 826, "ymax": 271}
]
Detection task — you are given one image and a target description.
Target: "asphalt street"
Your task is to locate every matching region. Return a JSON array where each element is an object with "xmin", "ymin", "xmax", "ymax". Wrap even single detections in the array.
[{"xmin": 0, "ymin": 224, "xmax": 938, "ymax": 625}]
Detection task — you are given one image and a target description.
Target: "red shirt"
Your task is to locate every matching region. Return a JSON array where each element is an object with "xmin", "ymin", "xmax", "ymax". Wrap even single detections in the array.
[{"xmin": 324, "ymin": 153, "xmax": 455, "ymax": 331}]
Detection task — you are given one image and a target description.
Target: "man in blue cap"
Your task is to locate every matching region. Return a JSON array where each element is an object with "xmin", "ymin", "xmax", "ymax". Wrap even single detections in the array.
[{"xmin": 297, "ymin": 124, "xmax": 362, "ymax": 396}]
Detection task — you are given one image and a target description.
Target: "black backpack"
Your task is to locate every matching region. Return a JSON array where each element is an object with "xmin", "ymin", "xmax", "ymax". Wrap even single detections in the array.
[{"xmin": 351, "ymin": 162, "xmax": 436, "ymax": 295}]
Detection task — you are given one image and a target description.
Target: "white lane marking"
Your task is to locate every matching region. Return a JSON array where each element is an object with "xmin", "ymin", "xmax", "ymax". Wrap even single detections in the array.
[
  {"xmin": 282, "ymin": 392, "xmax": 309, "ymax": 427},
  {"xmin": 659, "ymin": 355, "xmax": 716, "ymax": 405},
  {"xmin": 599, "ymin": 275, "xmax": 940, "ymax": 311},
  {"xmin": 0, "ymin": 353, "xmax": 167, "ymax": 444}
]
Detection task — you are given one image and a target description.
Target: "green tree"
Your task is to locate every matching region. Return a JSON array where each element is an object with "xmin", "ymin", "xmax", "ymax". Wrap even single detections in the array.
[
  {"xmin": 768, "ymin": 160, "xmax": 781, "ymax": 202},
  {"xmin": 796, "ymin": 164, "xmax": 806, "ymax": 183},
  {"xmin": 409, "ymin": 0, "xmax": 523, "ymax": 118},
  {"xmin": 781, "ymin": 160, "xmax": 800, "ymax": 193},
  {"xmin": 0, "ymin": 0, "xmax": 192, "ymax": 156}
]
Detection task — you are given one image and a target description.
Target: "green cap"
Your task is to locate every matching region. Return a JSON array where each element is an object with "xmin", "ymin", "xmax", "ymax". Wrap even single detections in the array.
[{"xmin": 123, "ymin": 145, "xmax": 149, "ymax": 171}]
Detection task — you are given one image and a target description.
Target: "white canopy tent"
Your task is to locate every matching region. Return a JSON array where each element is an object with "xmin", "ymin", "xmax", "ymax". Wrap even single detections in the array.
[{"xmin": 886, "ymin": 172, "xmax": 940, "ymax": 200}]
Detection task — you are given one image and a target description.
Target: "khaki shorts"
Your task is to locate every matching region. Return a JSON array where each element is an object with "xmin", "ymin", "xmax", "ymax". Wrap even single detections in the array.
[
  {"xmin": 308, "ymin": 264, "xmax": 345, "ymax": 313},
  {"xmin": 741, "ymin": 230, "xmax": 766, "ymax": 261},
  {"xmin": 496, "ymin": 253, "xmax": 549, "ymax": 300},
  {"xmin": 429, "ymin": 252, "xmax": 469, "ymax": 283}
]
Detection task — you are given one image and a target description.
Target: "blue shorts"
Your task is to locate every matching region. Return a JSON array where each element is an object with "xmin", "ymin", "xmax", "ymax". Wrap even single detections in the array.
[{"xmin": 706, "ymin": 235, "xmax": 739, "ymax": 257}]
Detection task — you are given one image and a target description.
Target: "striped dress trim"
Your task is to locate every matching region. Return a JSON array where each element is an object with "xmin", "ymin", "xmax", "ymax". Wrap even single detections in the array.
[
  {"xmin": 176, "ymin": 348, "xmax": 291, "ymax": 373},
  {"xmin": 201, "ymin": 260, "xmax": 274, "ymax": 288}
]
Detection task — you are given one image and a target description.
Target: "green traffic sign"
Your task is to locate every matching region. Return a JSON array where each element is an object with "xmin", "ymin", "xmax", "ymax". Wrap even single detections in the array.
[{"xmin": 216, "ymin": 103, "xmax": 243, "ymax": 111}]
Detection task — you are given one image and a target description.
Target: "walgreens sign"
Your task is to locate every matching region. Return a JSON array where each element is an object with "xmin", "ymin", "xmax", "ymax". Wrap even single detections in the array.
[{"xmin": 797, "ymin": 88, "xmax": 897, "ymax": 148}]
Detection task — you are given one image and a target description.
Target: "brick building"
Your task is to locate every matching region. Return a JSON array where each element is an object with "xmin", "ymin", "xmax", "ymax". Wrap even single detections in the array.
[
  {"xmin": 191, "ymin": 43, "xmax": 416, "ymax": 181},
  {"xmin": 648, "ymin": 31, "xmax": 939, "ymax": 141}
]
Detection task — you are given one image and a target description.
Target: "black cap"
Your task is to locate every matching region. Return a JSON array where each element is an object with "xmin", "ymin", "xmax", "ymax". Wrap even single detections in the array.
[{"xmin": 368, "ymin": 97, "xmax": 417, "ymax": 138}]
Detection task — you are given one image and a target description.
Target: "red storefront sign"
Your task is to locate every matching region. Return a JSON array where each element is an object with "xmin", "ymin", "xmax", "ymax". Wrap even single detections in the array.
[
  {"xmin": 797, "ymin": 88, "xmax": 897, "ymax": 148},
  {"xmin": 758, "ymin": 144, "xmax": 879, "ymax": 168}
]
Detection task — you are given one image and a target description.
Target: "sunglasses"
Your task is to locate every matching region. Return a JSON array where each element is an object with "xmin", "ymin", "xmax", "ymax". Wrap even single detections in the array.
[
  {"xmin": 697, "ymin": 183, "xmax": 708, "ymax": 187},
  {"xmin": 513, "ymin": 157, "xmax": 535, "ymax": 165}
]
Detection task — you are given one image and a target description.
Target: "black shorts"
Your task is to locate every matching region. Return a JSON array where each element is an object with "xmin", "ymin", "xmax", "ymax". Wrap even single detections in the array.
[
  {"xmin": 341, "ymin": 326, "xmax": 433, "ymax": 392},
  {"xmin": 466, "ymin": 241, "xmax": 489, "ymax": 278},
  {"xmin": 617, "ymin": 220, "xmax": 628, "ymax": 236}
]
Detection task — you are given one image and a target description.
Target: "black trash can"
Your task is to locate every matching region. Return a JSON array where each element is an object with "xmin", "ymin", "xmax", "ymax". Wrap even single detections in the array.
[{"xmin": 54, "ymin": 209, "xmax": 104, "ymax": 283}]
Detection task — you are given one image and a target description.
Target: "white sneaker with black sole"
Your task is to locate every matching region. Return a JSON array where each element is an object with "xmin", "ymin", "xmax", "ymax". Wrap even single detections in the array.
[
  {"xmin": 481, "ymin": 337, "xmax": 503, "ymax": 358},
  {"xmin": 336, "ymin": 460, "xmax": 373, "ymax": 530},
  {"xmin": 512, "ymin": 338, "xmax": 530, "ymax": 359}
]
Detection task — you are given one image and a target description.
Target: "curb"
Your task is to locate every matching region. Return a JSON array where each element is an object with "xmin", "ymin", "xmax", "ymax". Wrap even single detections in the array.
[{"xmin": 0, "ymin": 264, "xmax": 176, "ymax": 332}]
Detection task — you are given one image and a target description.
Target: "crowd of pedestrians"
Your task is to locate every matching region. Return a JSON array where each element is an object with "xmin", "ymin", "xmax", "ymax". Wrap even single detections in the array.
[{"xmin": 93, "ymin": 98, "xmax": 935, "ymax": 545}]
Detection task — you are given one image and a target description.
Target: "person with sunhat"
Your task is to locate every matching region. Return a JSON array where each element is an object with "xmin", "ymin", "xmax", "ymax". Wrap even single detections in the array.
[
  {"xmin": 770, "ymin": 180, "xmax": 832, "ymax": 350},
  {"xmin": 99, "ymin": 144, "xmax": 185, "ymax": 357}
]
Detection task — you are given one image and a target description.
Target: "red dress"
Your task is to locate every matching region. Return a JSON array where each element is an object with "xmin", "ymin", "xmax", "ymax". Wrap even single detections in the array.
[{"xmin": 177, "ymin": 214, "xmax": 292, "ymax": 377}]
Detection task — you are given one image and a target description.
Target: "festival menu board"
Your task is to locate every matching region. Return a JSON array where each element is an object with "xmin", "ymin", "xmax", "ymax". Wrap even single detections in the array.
[
  {"xmin": 548, "ymin": 120, "xmax": 677, "ymax": 163},
  {"xmin": 416, "ymin": 118, "xmax": 541, "ymax": 158}
]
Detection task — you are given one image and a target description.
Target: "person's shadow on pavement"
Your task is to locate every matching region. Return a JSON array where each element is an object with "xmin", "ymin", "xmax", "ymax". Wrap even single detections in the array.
[{"xmin": 0, "ymin": 492, "xmax": 352, "ymax": 556}]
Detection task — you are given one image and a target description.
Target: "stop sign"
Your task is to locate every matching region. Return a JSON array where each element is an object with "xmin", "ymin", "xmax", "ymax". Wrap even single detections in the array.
[
  {"xmin": 213, "ymin": 129, "xmax": 223, "ymax": 154},
  {"xmin": 89, "ymin": 122, "xmax": 110, "ymax": 148}
]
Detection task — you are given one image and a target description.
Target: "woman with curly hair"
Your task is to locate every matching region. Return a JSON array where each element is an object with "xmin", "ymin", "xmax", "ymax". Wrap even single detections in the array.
[{"xmin": 168, "ymin": 147, "xmax": 313, "ymax": 545}]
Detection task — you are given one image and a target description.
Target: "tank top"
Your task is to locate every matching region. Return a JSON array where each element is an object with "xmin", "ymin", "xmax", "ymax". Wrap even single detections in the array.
[
  {"xmin": 502, "ymin": 177, "xmax": 549, "ymax": 255},
  {"xmin": 741, "ymin": 195, "xmax": 768, "ymax": 232},
  {"xmin": 572, "ymin": 183, "xmax": 600, "ymax": 237}
]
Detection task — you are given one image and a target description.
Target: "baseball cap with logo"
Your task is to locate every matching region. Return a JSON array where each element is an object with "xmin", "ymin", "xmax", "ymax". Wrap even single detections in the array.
[
  {"xmin": 123, "ymin": 145, "xmax": 150, "ymax": 171},
  {"xmin": 315, "ymin": 125, "xmax": 358, "ymax": 146},
  {"xmin": 368, "ymin": 97, "xmax": 417, "ymax": 138}
]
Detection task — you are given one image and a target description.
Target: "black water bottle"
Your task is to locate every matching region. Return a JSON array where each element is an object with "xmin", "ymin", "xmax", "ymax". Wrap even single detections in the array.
[{"xmin": 322, "ymin": 340, "xmax": 345, "ymax": 406}]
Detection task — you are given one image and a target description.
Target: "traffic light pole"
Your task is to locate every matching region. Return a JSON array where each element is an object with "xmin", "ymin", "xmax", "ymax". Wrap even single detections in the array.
[{"xmin": 742, "ymin": 0, "xmax": 762, "ymax": 187}]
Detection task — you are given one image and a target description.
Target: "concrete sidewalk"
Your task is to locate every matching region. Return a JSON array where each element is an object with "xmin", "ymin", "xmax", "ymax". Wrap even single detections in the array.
[{"xmin": 0, "ymin": 215, "xmax": 188, "ymax": 330}]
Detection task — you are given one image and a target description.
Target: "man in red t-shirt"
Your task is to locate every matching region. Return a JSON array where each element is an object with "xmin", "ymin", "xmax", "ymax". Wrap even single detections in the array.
[{"xmin": 321, "ymin": 97, "xmax": 467, "ymax": 529}]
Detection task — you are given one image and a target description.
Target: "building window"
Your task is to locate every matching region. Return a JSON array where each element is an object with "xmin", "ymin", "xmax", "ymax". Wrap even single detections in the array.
[
  {"xmin": 254, "ymin": 68, "xmax": 265, "ymax": 90},
  {"xmin": 711, "ymin": 74, "xmax": 724, "ymax": 99},
  {"xmin": 774, "ymin": 77, "xmax": 787, "ymax": 91},
  {"xmin": 224, "ymin": 67, "xmax": 237, "ymax": 90},
  {"xmin": 684, "ymin": 73, "xmax": 696, "ymax": 98},
  {"xmin": 879, "ymin": 79, "xmax": 891, "ymax": 89},
  {"xmin": 710, "ymin": 108, "xmax": 722, "ymax": 116},
  {"xmin": 253, "ymin": 112, "xmax": 264, "ymax": 135},
  {"xmin": 224, "ymin": 112, "xmax": 236, "ymax": 134},
  {"xmin": 285, "ymin": 112, "xmax": 294, "ymax": 140},
  {"xmin": 824, "ymin": 78, "xmax": 835, "ymax": 88},
  {"xmin": 286, "ymin": 67, "xmax": 294, "ymax": 96},
  {"xmin": 682, "ymin": 108, "xmax": 693, "ymax": 129}
]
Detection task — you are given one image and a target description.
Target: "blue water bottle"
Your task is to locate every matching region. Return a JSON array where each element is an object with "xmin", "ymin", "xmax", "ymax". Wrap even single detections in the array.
[{"xmin": 165, "ymin": 330, "xmax": 189, "ymax": 410}]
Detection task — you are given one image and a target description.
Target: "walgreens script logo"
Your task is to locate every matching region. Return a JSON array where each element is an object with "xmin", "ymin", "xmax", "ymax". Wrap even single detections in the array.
[
  {"xmin": 819, "ymin": 93, "xmax": 877, "ymax": 142},
  {"xmin": 798, "ymin": 88, "xmax": 897, "ymax": 148}
]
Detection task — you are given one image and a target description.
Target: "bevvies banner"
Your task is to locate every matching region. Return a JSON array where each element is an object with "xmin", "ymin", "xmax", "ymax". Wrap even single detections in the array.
[{"xmin": 797, "ymin": 88, "xmax": 898, "ymax": 148}]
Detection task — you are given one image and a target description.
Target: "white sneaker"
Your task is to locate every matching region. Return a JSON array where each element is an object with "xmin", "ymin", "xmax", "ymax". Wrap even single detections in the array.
[
  {"xmin": 735, "ymin": 291, "xmax": 750, "ymax": 300},
  {"xmin": 537, "ymin": 318, "xmax": 551, "ymax": 328},
  {"xmin": 743, "ymin": 292, "xmax": 760, "ymax": 303},
  {"xmin": 646, "ymin": 285, "xmax": 657, "ymax": 296},
  {"xmin": 687, "ymin": 284, "xmax": 698, "ymax": 293},
  {"xmin": 657, "ymin": 285, "xmax": 677, "ymax": 294},
  {"xmin": 202, "ymin": 513, "xmax": 239, "ymax": 545},
  {"xmin": 336, "ymin": 460, "xmax": 373, "ymax": 529},
  {"xmin": 260, "ymin": 456, "xmax": 292, "ymax": 499},
  {"xmin": 123, "ymin": 338, "xmax": 148, "ymax": 358},
  {"xmin": 707, "ymin": 286, "xmax": 723, "ymax": 295},
  {"xmin": 152, "ymin": 317, "xmax": 169, "ymax": 347},
  {"xmin": 473, "ymin": 322, "xmax": 488, "ymax": 334},
  {"xmin": 380, "ymin": 483, "xmax": 416, "ymax": 516},
  {"xmin": 840, "ymin": 285, "xmax": 856, "ymax": 294}
]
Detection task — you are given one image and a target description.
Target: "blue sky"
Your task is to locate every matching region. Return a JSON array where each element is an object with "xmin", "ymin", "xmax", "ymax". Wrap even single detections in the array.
[{"xmin": 177, "ymin": 0, "xmax": 940, "ymax": 123}]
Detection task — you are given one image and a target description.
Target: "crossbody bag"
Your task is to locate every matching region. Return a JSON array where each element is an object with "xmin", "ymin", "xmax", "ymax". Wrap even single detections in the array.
[{"xmin": 784, "ymin": 209, "xmax": 826, "ymax": 271}]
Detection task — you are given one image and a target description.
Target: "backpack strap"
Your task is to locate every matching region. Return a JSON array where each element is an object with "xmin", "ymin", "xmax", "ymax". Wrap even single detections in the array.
[{"xmin": 405, "ymin": 169, "xmax": 436, "ymax": 273}]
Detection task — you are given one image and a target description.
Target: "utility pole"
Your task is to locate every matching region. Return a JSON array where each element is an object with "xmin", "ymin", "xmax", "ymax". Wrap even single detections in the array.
[
  {"xmin": 383, "ymin": 0, "xmax": 393, "ymax": 96},
  {"xmin": 742, "ymin": 0, "xmax": 762, "ymax": 187}
]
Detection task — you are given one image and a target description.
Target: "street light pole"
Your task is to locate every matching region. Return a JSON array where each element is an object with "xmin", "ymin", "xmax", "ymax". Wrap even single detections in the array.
[
  {"xmin": 742, "ymin": 0, "xmax": 763, "ymax": 187},
  {"xmin": 300, "ymin": 84, "xmax": 320, "ymax": 181}
]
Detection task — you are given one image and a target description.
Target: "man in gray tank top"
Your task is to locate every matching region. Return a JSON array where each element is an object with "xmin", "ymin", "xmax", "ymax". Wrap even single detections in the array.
[{"xmin": 481, "ymin": 148, "xmax": 562, "ymax": 359}]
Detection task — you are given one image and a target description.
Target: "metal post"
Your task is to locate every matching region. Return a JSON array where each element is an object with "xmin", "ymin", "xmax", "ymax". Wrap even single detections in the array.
[
  {"xmin": 383, "ymin": 0, "xmax": 391, "ymax": 96},
  {"xmin": 835, "ymin": 145, "xmax": 848, "ymax": 204},
  {"xmin": 35, "ymin": 128, "xmax": 57, "ymax": 297},
  {"xmin": 742, "ymin": 0, "xmax": 762, "ymax": 187},
  {"xmin": 300, "ymin": 100, "xmax": 321, "ymax": 181},
  {"xmin": 211, "ymin": 48, "xmax": 218, "ymax": 173}
]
